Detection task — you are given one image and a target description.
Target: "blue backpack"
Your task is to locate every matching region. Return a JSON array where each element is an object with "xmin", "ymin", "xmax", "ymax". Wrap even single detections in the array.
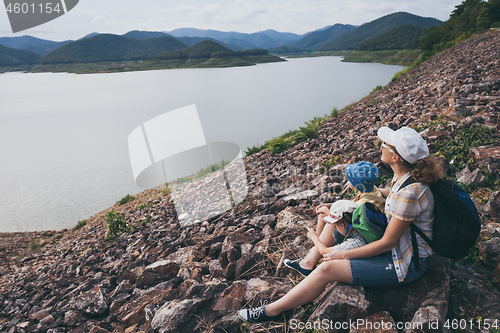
[{"xmin": 401, "ymin": 178, "xmax": 481, "ymax": 269}]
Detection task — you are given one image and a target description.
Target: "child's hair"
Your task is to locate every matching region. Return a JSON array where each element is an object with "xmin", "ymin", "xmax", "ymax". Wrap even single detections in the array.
[{"xmin": 342, "ymin": 212, "xmax": 353, "ymax": 223}]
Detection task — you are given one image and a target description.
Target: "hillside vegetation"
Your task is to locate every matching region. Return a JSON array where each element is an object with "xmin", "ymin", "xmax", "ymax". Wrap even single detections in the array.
[
  {"xmin": 38, "ymin": 34, "xmax": 188, "ymax": 64},
  {"xmin": 0, "ymin": 44, "xmax": 41, "ymax": 70},
  {"xmin": 122, "ymin": 30, "xmax": 169, "ymax": 40},
  {"xmin": 149, "ymin": 40, "xmax": 266, "ymax": 60},
  {"xmin": 355, "ymin": 25, "xmax": 426, "ymax": 51},
  {"xmin": 286, "ymin": 24, "xmax": 356, "ymax": 51},
  {"xmin": 420, "ymin": 0, "xmax": 500, "ymax": 57},
  {"xmin": 319, "ymin": 12, "xmax": 442, "ymax": 51}
]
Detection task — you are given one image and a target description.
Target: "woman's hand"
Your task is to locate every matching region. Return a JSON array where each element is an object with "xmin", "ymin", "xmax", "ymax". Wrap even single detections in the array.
[
  {"xmin": 323, "ymin": 250, "xmax": 347, "ymax": 261},
  {"xmin": 306, "ymin": 227, "xmax": 319, "ymax": 241}
]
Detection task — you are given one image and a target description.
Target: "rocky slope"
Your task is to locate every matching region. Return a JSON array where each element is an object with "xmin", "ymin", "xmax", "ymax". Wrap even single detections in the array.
[{"xmin": 1, "ymin": 31, "xmax": 500, "ymax": 333}]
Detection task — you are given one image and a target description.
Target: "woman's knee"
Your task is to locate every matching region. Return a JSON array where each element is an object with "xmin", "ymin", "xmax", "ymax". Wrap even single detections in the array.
[
  {"xmin": 314, "ymin": 261, "xmax": 339, "ymax": 277},
  {"xmin": 314, "ymin": 260, "xmax": 352, "ymax": 283}
]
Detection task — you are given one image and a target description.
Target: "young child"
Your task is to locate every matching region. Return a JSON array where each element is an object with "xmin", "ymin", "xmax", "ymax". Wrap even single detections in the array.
[
  {"xmin": 284, "ymin": 161, "xmax": 384, "ymax": 276},
  {"xmin": 307, "ymin": 200, "xmax": 367, "ymax": 255},
  {"xmin": 314, "ymin": 161, "xmax": 384, "ymax": 237},
  {"xmin": 346, "ymin": 161, "xmax": 385, "ymax": 212}
]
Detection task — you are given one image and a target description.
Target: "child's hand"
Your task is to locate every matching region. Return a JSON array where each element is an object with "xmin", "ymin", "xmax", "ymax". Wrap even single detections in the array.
[
  {"xmin": 315, "ymin": 205, "xmax": 330, "ymax": 215},
  {"xmin": 306, "ymin": 227, "xmax": 318, "ymax": 240}
]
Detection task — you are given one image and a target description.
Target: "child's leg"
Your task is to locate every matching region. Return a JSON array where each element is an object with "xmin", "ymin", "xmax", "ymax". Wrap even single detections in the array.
[{"xmin": 299, "ymin": 220, "xmax": 336, "ymax": 270}]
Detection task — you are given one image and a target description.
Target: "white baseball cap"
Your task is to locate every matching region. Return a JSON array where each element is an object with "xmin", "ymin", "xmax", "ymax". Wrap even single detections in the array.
[
  {"xmin": 323, "ymin": 200, "xmax": 359, "ymax": 224},
  {"xmin": 377, "ymin": 126, "xmax": 429, "ymax": 164}
]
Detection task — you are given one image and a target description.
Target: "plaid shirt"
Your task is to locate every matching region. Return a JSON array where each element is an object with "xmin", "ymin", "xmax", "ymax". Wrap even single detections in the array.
[
  {"xmin": 333, "ymin": 227, "xmax": 368, "ymax": 251},
  {"xmin": 385, "ymin": 173, "xmax": 434, "ymax": 282}
]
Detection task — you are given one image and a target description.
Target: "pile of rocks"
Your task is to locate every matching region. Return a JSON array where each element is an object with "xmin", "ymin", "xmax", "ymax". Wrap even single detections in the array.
[{"xmin": 1, "ymin": 31, "xmax": 500, "ymax": 333}]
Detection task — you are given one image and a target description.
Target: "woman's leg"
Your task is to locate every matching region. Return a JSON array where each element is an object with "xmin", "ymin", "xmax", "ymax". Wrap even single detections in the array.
[
  {"xmin": 266, "ymin": 259, "xmax": 352, "ymax": 316},
  {"xmin": 300, "ymin": 219, "xmax": 336, "ymax": 270}
]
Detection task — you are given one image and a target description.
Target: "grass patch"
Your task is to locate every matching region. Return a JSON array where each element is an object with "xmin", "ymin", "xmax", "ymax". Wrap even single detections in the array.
[
  {"xmin": 117, "ymin": 194, "xmax": 135, "ymax": 205},
  {"xmin": 245, "ymin": 109, "xmax": 341, "ymax": 157},
  {"xmin": 74, "ymin": 220, "xmax": 87, "ymax": 230},
  {"xmin": 29, "ymin": 239, "xmax": 42, "ymax": 253},
  {"xmin": 103, "ymin": 211, "xmax": 133, "ymax": 241},
  {"xmin": 342, "ymin": 49, "xmax": 420, "ymax": 66},
  {"xmin": 141, "ymin": 216, "xmax": 151, "ymax": 227}
]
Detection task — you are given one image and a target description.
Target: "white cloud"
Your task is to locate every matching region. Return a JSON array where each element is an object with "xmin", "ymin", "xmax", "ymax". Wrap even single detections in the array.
[{"xmin": 92, "ymin": 15, "xmax": 106, "ymax": 24}]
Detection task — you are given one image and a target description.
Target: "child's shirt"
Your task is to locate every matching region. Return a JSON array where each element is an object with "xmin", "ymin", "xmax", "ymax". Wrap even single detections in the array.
[{"xmin": 354, "ymin": 187, "xmax": 386, "ymax": 212}]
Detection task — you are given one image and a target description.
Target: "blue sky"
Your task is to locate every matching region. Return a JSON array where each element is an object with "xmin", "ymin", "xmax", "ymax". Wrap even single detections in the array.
[{"xmin": 0, "ymin": 0, "xmax": 460, "ymax": 41}]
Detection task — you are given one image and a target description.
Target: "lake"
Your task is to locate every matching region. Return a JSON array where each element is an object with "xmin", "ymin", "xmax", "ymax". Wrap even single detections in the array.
[{"xmin": 0, "ymin": 57, "xmax": 404, "ymax": 232}]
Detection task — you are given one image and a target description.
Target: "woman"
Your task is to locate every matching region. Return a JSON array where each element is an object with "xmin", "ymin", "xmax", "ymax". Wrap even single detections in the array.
[{"xmin": 238, "ymin": 126, "xmax": 444, "ymax": 323}]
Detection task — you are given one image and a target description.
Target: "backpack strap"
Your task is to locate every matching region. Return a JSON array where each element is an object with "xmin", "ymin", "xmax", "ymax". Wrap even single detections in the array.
[{"xmin": 397, "ymin": 176, "xmax": 426, "ymax": 271}]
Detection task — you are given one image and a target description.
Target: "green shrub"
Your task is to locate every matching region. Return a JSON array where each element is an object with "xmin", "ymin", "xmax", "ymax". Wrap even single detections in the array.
[
  {"xmin": 245, "ymin": 144, "xmax": 265, "ymax": 156},
  {"xmin": 369, "ymin": 85, "xmax": 383, "ymax": 95},
  {"xmin": 104, "ymin": 211, "xmax": 131, "ymax": 241},
  {"xmin": 330, "ymin": 107, "xmax": 340, "ymax": 117},
  {"xmin": 117, "ymin": 194, "xmax": 135, "ymax": 205},
  {"xmin": 29, "ymin": 239, "xmax": 42, "ymax": 252},
  {"xmin": 141, "ymin": 216, "xmax": 151, "ymax": 227},
  {"xmin": 74, "ymin": 220, "xmax": 87, "ymax": 230}
]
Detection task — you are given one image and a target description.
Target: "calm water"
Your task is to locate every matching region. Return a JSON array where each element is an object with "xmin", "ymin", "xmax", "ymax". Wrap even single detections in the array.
[{"xmin": 0, "ymin": 57, "xmax": 403, "ymax": 232}]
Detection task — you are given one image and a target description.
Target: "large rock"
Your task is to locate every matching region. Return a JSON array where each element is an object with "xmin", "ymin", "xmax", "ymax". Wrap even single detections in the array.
[
  {"xmin": 151, "ymin": 298, "xmax": 205, "ymax": 333},
  {"xmin": 309, "ymin": 283, "xmax": 375, "ymax": 331},
  {"xmin": 276, "ymin": 207, "xmax": 313, "ymax": 229},
  {"xmin": 212, "ymin": 281, "xmax": 247, "ymax": 313},
  {"xmin": 456, "ymin": 167, "xmax": 485, "ymax": 184},
  {"xmin": 486, "ymin": 191, "xmax": 500, "ymax": 218},
  {"xmin": 244, "ymin": 277, "xmax": 292, "ymax": 307},
  {"xmin": 68, "ymin": 285, "xmax": 109, "ymax": 317},
  {"xmin": 166, "ymin": 246, "xmax": 205, "ymax": 264},
  {"xmin": 406, "ymin": 306, "xmax": 449, "ymax": 333},
  {"xmin": 479, "ymin": 237, "xmax": 500, "ymax": 285},
  {"xmin": 469, "ymin": 146, "xmax": 500, "ymax": 165},
  {"xmin": 135, "ymin": 260, "xmax": 180, "ymax": 289},
  {"xmin": 116, "ymin": 289, "xmax": 176, "ymax": 327},
  {"xmin": 248, "ymin": 214, "xmax": 276, "ymax": 229}
]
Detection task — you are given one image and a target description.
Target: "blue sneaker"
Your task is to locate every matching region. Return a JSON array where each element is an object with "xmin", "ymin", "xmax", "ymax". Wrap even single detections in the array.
[
  {"xmin": 238, "ymin": 300, "xmax": 281, "ymax": 323},
  {"xmin": 283, "ymin": 258, "xmax": 312, "ymax": 277}
]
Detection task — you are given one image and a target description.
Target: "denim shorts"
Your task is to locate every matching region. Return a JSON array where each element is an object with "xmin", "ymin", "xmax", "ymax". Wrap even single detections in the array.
[{"xmin": 350, "ymin": 251, "xmax": 430, "ymax": 287}]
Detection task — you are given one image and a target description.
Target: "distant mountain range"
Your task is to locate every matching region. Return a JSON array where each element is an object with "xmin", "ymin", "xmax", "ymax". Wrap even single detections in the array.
[
  {"xmin": 0, "ymin": 11, "xmax": 444, "ymax": 71},
  {"xmin": 164, "ymin": 28, "xmax": 301, "ymax": 49}
]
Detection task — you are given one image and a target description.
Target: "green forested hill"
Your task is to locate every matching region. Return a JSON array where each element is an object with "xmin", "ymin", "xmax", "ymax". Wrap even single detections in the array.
[
  {"xmin": 319, "ymin": 12, "xmax": 442, "ymax": 51},
  {"xmin": 420, "ymin": 0, "xmax": 500, "ymax": 55},
  {"xmin": 122, "ymin": 31, "xmax": 169, "ymax": 39},
  {"xmin": 355, "ymin": 25, "xmax": 426, "ymax": 51},
  {"xmin": 38, "ymin": 34, "xmax": 188, "ymax": 64},
  {"xmin": 0, "ymin": 44, "xmax": 42, "ymax": 66},
  {"xmin": 287, "ymin": 24, "xmax": 356, "ymax": 51},
  {"xmin": 149, "ymin": 40, "xmax": 265, "ymax": 60}
]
